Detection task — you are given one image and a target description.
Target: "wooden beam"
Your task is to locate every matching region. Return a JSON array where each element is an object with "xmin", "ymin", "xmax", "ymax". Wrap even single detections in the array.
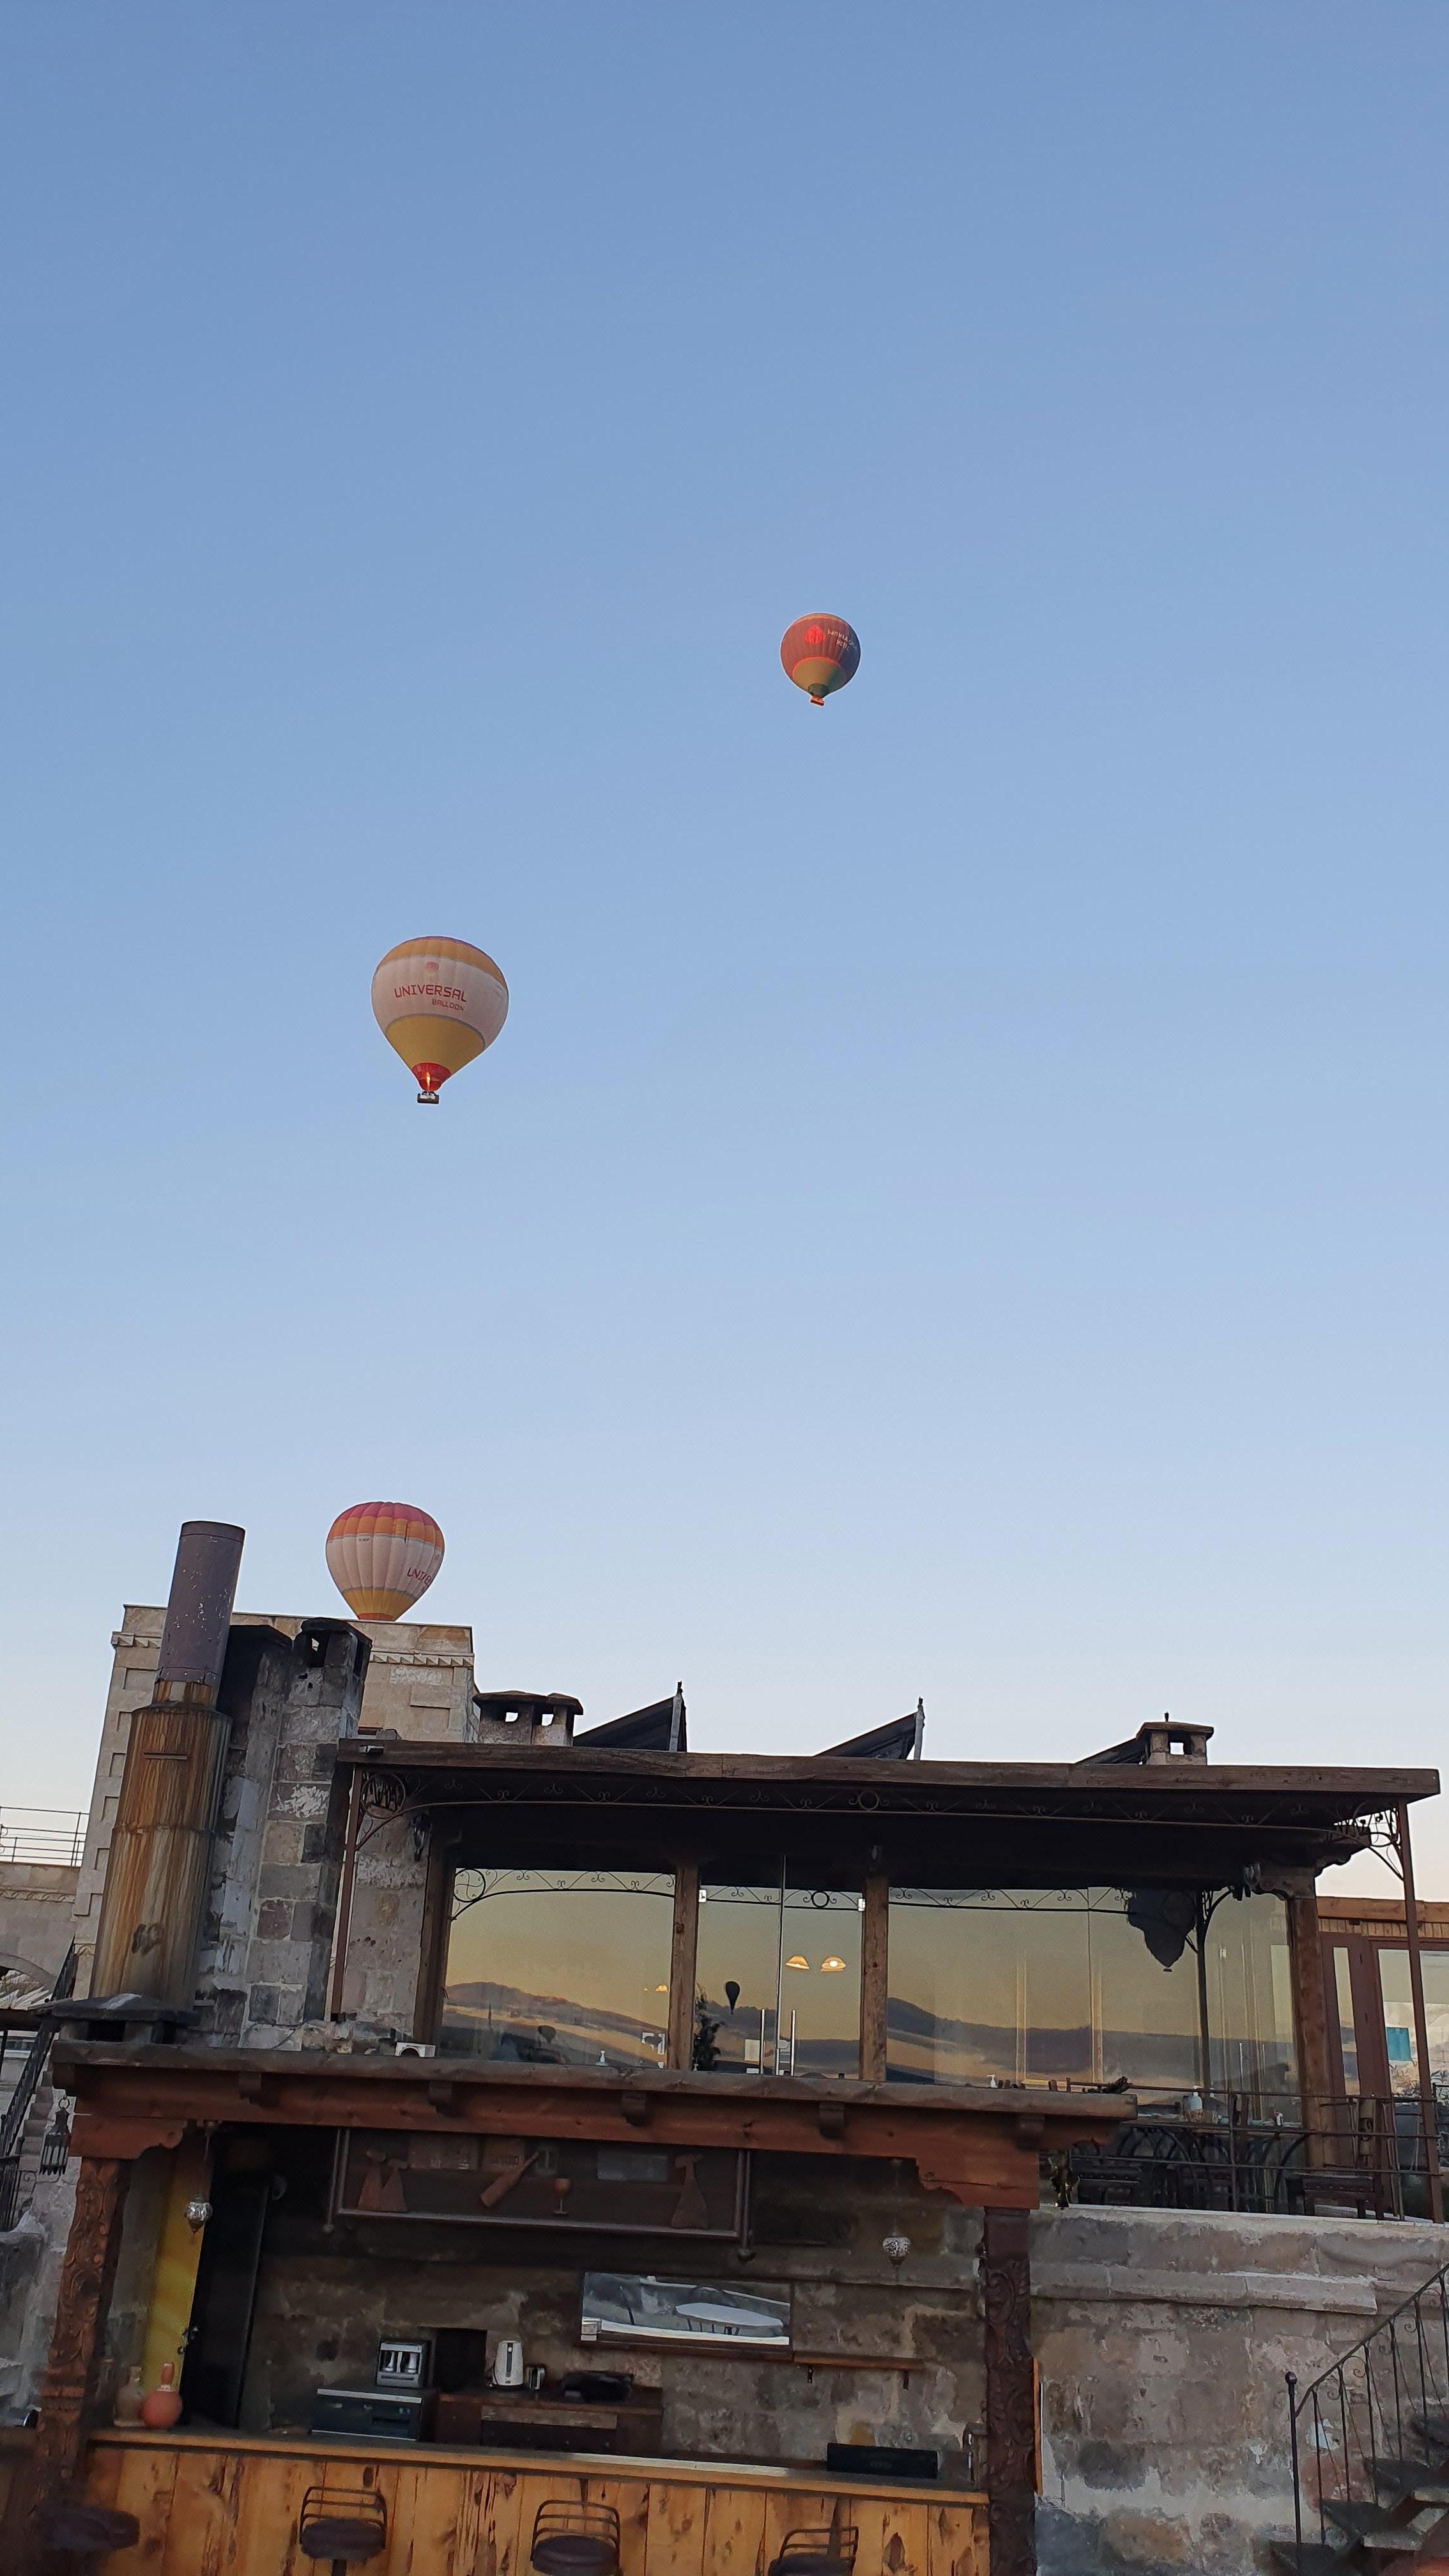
[
  {"xmin": 12, "ymin": 2156, "xmax": 130, "ymax": 2576},
  {"xmin": 666, "ymin": 1860, "xmax": 700, "ymax": 2069},
  {"xmin": 982, "ymin": 2204, "xmax": 1036, "ymax": 2576},
  {"xmin": 59, "ymin": 2050, "xmax": 1123, "ymax": 2212},
  {"xmin": 859, "ymin": 1873, "xmax": 888, "ymax": 2080}
]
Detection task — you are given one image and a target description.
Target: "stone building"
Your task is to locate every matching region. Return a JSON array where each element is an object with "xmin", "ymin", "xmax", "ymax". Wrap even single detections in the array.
[{"xmin": 5, "ymin": 1521, "xmax": 1449, "ymax": 2576}]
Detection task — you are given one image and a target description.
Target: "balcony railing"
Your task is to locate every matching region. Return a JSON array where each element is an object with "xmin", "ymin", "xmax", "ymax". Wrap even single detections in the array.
[
  {"xmin": 1061, "ymin": 2088, "xmax": 1449, "ymax": 2221},
  {"xmin": 0, "ymin": 1808, "xmax": 85, "ymax": 1869}
]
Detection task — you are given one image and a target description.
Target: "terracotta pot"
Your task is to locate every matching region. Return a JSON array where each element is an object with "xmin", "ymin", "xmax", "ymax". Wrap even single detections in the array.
[{"xmin": 140, "ymin": 2363, "xmax": 183, "ymax": 2430}]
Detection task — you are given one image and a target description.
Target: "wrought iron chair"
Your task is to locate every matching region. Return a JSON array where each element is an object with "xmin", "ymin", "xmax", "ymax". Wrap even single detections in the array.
[
  {"xmin": 297, "ymin": 2483, "xmax": 388, "ymax": 2576},
  {"xmin": 529, "ymin": 2499, "xmax": 622, "ymax": 2575},
  {"xmin": 767, "ymin": 2525, "xmax": 859, "ymax": 2576}
]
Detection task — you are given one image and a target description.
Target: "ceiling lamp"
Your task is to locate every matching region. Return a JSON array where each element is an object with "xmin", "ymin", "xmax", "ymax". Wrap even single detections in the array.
[
  {"xmin": 820, "ymin": 1956, "xmax": 846, "ymax": 1972},
  {"xmin": 785, "ymin": 1954, "xmax": 810, "ymax": 1971}
]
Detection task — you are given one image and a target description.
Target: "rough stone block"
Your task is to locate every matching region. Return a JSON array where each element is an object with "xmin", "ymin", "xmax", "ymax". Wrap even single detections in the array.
[
  {"xmin": 260, "ymin": 1821, "xmax": 304, "ymax": 1870},
  {"xmin": 257, "ymin": 1864, "xmax": 320, "ymax": 1904}
]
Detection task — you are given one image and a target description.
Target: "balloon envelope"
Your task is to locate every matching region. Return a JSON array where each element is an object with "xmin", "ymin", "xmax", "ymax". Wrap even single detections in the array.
[
  {"xmin": 371, "ymin": 936, "xmax": 509, "ymax": 1103},
  {"xmin": 326, "ymin": 1502, "xmax": 445, "ymax": 1621},
  {"xmin": 779, "ymin": 614, "xmax": 860, "ymax": 705}
]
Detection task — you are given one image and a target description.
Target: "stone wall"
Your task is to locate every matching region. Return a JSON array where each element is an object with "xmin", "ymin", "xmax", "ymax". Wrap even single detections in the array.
[
  {"xmin": 0, "ymin": 1864, "xmax": 77, "ymax": 1984},
  {"xmin": 232, "ymin": 2140, "xmax": 985, "ymax": 2474},
  {"xmin": 72, "ymin": 1609, "xmax": 478, "ymax": 1997},
  {"xmin": 1033, "ymin": 2202, "xmax": 1449, "ymax": 2575},
  {"xmin": 353, "ymin": 1623, "xmax": 479, "ymax": 1740},
  {"xmin": 194, "ymin": 1619, "xmax": 371, "ymax": 2047},
  {"xmin": 335, "ymin": 1809, "xmax": 431, "ymax": 2033}
]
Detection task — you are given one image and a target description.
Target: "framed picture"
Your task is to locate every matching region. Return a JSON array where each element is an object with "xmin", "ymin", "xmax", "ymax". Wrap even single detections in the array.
[
  {"xmin": 330, "ymin": 2132, "xmax": 749, "ymax": 2241},
  {"xmin": 580, "ymin": 2271, "xmax": 790, "ymax": 2352}
]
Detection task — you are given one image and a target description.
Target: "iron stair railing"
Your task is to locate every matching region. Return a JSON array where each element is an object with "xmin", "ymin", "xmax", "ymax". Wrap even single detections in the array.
[
  {"xmin": 1284, "ymin": 2261, "xmax": 1449, "ymax": 2565},
  {"xmin": 0, "ymin": 1942, "xmax": 77, "ymax": 2230}
]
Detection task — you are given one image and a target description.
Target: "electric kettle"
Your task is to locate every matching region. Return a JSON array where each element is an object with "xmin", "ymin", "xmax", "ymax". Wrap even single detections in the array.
[{"xmin": 491, "ymin": 2338, "xmax": 525, "ymax": 2389}]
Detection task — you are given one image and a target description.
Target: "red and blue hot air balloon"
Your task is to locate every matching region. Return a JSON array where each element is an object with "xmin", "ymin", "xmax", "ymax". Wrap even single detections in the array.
[{"xmin": 779, "ymin": 614, "xmax": 861, "ymax": 707}]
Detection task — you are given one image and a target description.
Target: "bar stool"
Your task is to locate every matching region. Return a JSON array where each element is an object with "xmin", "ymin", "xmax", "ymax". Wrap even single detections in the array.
[
  {"xmin": 767, "ymin": 2526, "xmax": 859, "ymax": 2576},
  {"xmin": 42, "ymin": 2501, "xmax": 141, "ymax": 2564},
  {"xmin": 297, "ymin": 2484, "xmax": 388, "ymax": 2576},
  {"xmin": 530, "ymin": 2500, "xmax": 622, "ymax": 2575}
]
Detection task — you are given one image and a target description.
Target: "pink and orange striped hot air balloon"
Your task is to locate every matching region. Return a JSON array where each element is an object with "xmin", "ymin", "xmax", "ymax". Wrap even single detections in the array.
[
  {"xmin": 326, "ymin": 1502, "xmax": 445, "ymax": 1622},
  {"xmin": 779, "ymin": 613, "xmax": 861, "ymax": 707},
  {"xmin": 371, "ymin": 935, "xmax": 509, "ymax": 1105}
]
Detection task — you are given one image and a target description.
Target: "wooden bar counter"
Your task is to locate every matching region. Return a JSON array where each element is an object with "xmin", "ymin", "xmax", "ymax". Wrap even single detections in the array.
[{"xmin": 81, "ymin": 2427, "xmax": 988, "ymax": 2576}]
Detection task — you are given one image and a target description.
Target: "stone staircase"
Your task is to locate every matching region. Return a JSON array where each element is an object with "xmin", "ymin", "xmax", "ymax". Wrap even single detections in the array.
[{"xmin": 1276, "ymin": 2316, "xmax": 1449, "ymax": 2570}]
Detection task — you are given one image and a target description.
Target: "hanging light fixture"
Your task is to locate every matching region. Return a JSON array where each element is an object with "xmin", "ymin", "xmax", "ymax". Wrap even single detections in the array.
[
  {"xmin": 820, "ymin": 1956, "xmax": 846, "ymax": 1972},
  {"xmin": 785, "ymin": 1954, "xmax": 810, "ymax": 1971}
]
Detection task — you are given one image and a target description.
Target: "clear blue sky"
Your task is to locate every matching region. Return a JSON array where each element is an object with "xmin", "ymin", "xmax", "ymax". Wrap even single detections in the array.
[{"xmin": 3, "ymin": 8, "xmax": 1446, "ymax": 1890}]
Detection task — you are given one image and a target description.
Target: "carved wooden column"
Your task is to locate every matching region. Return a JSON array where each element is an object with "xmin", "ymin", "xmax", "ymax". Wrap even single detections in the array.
[
  {"xmin": 1285, "ymin": 1892, "xmax": 1335, "ymax": 2167},
  {"xmin": 666, "ymin": 1861, "xmax": 700, "ymax": 2069},
  {"xmin": 13, "ymin": 2155, "xmax": 130, "ymax": 2575},
  {"xmin": 981, "ymin": 2204, "xmax": 1036, "ymax": 2576},
  {"xmin": 859, "ymin": 1874, "xmax": 889, "ymax": 2081}
]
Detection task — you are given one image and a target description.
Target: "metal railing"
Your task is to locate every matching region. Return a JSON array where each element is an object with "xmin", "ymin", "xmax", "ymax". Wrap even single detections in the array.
[
  {"xmin": 0, "ymin": 1807, "xmax": 85, "ymax": 1869},
  {"xmin": 0, "ymin": 1944, "xmax": 77, "ymax": 2212},
  {"xmin": 1064, "ymin": 2090, "xmax": 1449, "ymax": 2221},
  {"xmin": 1286, "ymin": 2262, "xmax": 1449, "ymax": 2552}
]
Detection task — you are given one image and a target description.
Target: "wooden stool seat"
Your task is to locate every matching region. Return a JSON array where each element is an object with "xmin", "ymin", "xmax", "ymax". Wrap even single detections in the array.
[
  {"xmin": 297, "ymin": 2485, "xmax": 387, "ymax": 2568},
  {"xmin": 298, "ymin": 2518, "xmax": 387, "ymax": 2562},
  {"xmin": 530, "ymin": 2499, "xmax": 621, "ymax": 2576},
  {"xmin": 531, "ymin": 2540, "xmax": 619, "ymax": 2576},
  {"xmin": 768, "ymin": 2526, "xmax": 859, "ymax": 2576},
  {"xmin": 44, "ymin": 2503, "xmax": 142, "ymax": 2553}
]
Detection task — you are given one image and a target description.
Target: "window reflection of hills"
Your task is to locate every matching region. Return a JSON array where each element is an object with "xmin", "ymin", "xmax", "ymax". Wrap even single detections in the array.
[
  {"xmin": 438, "ymin": 1981, "xmax": 667, "ymax": 2069},
  {"xmin": 440, "ymin": 1869, "xmax": 675, "ymax": 2071}
]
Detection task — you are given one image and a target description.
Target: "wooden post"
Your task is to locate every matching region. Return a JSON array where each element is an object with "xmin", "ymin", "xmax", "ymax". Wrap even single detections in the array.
[
  {"xmin": 13, "ymin": 2155, "xmax": 130, "ymax": 2575},
  {"xmin": 982, "ymin": 2204, "xmax": 1036, "ymax": 2576},
  {"xmin": 1397, "ymin": 1804, "xmax": 1443, "ymax": 2224},
  {"xmin": 1194, "ymin": 1894, "xmax": 1213, "ymax": 2097},
  {"xmin": 666, "ymin": 1862, "xmax": 700, "ymax": 2069},
  {"xmin": 1285, "ymin": 1893, "xmax": 1335, "ymax": 2166},
  {"xmin": 411, "ymin": 1830, "xmax": 452, "ymax": 2043},
  {"xmin": 860, "ymin": 1874, "xmax": 889, "ymax": 2081},
  {"xmin": 327, "ymin": 1763, "xmax": 365, "ymax": 2020}
]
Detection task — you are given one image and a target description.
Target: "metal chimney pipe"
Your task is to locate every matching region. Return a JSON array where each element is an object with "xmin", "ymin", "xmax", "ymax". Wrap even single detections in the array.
[
  {"xmin": 152, "ymin": 1521, "xmax": 246, "ymax": 1701},
  {"xmin": 91, "ymin": 1521, "xmax": 245, "ymax": 2009}
]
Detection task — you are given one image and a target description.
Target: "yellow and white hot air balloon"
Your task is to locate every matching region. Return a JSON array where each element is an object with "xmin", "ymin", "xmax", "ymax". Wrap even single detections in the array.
[
  {"xmin": 371, "ymin": 936, "xmax": 509, "ymax": 1105},
  {"xmin": 326, "ymin": 1502, "xmax": 445, "ymax": 1621}
]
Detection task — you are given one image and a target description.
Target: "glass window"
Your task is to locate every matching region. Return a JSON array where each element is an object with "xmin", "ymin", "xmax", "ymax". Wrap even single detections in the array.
[
  {"xmin": 1206, "ymin": 1894, "xmax": 1298, "ymax": 2110},
  {"xmin": 886, "ymin": 1887, "xmax": 1298, "ymax": 2111},
  {"xmin": 778, "ymin": 1887, "xmax": 862, "ymax": 2079},
  {"xmin": 1331, "ymin": 1947, "xmax": 1360, "ymax": 2093},
  {"xmin": 438, "ymin": 1868, "xmax": 675, "ymax": 2070},
  {"xmin": 695, "ymin": 1883, "xmax": 862, "ymax": 2078},
  {"xmin": 1091, "ymin": 1906, "xmax": 1202, "ymax": 2092},
  {"xmin": 1377, "ymin": 1949, "xmax": 1449, "ymax": 2096}
]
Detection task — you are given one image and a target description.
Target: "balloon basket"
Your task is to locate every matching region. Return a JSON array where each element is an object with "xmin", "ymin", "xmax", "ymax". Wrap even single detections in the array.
[{"xmin": 417, "ymin": 1091, "xmax": 440, "ymax": 1106}]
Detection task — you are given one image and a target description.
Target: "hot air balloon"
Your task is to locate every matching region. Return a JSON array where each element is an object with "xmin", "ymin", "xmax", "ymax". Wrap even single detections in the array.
[
  {"xmin": 371, "ymin": 937, "xmax": 509, "ymax": 1105},
  {"xmin": 779, "ymin": 614, "xmax": 860, "ymax": 707},
  {"xmin": 326, "ymin": 1502, "xmax": 445, "ymax": 1621}
]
